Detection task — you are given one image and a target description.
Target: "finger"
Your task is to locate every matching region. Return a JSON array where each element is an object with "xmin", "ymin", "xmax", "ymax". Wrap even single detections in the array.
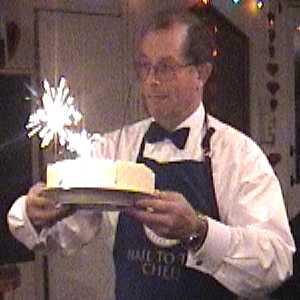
[
  {"xmin": 125, "ymin": 209, "xmax": 177, "ymax": 239},
  {"xmin": 27, "ymin": 194, "xmax": 56, "ymax": 209},
  {"xmin": 29, "ymin": 208, "xmax": 61, "ymax": 226},
  {"xmin": 124, "ymin": 208, "xmax": 167, "ymax": 227},
  {"xmin": 54, "ymin": 205, "xmax": 75, "ymax": 220},
  {"xmin": 155, "ymin": 190, "xmax": 180, "ymax": 200},
  {"xmin": 145, "ymin": 224, "xmax": 176, "ymax": 240},
  {"xmin": 28, "ymin": 182, "xmax": 46, "ymax": 195},
  {"xmin": 135, "ymin": 198, "xmax": 174, "ymax": 213},
  {"xmin": 30, "ymin": 205, "xmax": 72, "ymax": 227}
]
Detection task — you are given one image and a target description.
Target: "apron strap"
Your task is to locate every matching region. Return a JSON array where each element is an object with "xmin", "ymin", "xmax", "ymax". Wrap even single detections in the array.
[
  {"xmin": 139, "ymin": 115, "xmax": 220, "ymax": 220},
  {"xmin": 201, "ymin": 117, "xmax": 220, "ymax": 220}
]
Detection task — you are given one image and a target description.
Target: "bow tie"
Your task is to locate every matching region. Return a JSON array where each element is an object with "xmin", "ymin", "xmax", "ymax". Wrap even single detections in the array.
[{"xmin": 144, "ymin": 122, "xmax": 190, "ymax": 149}]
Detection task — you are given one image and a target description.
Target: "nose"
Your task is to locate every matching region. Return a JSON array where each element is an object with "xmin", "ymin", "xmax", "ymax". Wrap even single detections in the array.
[{"xmin": 145, "ymin": 66, "xmax": 161, "ymax": 85}]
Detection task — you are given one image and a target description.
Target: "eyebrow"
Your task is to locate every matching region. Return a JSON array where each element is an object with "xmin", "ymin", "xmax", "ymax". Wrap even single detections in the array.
[{"xmin": 136, "ymin": 55, "xmax": 182, "ymax": 64}]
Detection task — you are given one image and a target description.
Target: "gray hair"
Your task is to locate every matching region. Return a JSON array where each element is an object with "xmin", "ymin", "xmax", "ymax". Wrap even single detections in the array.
[{"xmin": 137, "ymin": 8, "xmax": 216, "ymax": 66}]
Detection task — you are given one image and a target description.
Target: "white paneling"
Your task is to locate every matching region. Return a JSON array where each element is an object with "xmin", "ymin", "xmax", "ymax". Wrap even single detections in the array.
[
  {"xmin": 37, "ymin": 10, "xmax": 125, "ymax": 300},
  {"xmin": 38, "ymin": 10, "xmax": 127, "ymax": 133},
  {"xmin": 47, "ymin": 225, "xmax": 115, "ymax": 300},
  {"xmin": 1, "ymin": 0, "xmax": 121, "ymax": 71},
  {"xmin": 286, "ymin": 5, "xmax": 300, "ymax": 218},
  {"xmin": 34, "ymin": 0, "xmax": 121, "ymax": 15}
]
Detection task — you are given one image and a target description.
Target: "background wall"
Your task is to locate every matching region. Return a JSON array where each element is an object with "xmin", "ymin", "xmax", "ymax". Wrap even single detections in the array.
[{"xmin": 0, "ymin": 0, "xmax": 298, "ymax": 299}]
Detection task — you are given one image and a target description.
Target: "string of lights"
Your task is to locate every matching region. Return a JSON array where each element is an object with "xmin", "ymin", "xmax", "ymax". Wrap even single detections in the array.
[{"xmin": 197, "ymin": 0, "xmax": 265, "ymax": 10}]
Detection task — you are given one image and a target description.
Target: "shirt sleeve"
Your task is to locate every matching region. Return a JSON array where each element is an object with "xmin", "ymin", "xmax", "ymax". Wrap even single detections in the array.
[
  {"xmin": 7, "ymin": 130, "xmax": 125, "ymax": 255},
  {"xmin": 7, "ymin": 195, "xmax": 108, "ymax": 255},
  {"xmin": 186, "ymin": 137, "xmax": 295, "ymax": 298}
]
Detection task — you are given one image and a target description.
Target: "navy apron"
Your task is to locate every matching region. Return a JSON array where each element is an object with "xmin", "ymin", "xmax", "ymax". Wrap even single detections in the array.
[{"xmin": 113, "ymin": 124, "xmax": 236, "ymax": 300}]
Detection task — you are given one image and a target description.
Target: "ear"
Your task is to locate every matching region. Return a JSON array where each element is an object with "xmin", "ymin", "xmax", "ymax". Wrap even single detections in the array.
[{"xmin": 196, "ymin": 62, "xmax": 213, "ymax": 85}]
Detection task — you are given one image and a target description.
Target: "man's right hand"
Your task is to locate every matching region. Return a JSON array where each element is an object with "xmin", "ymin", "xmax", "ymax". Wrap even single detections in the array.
[{"xmin": 26, "ymin": 182, "xmax": 73, "ymax": 229}]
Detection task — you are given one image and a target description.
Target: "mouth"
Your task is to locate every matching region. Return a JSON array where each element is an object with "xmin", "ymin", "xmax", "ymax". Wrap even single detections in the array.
[{"xmin": 147, "ymin": 94, "xmax": 168, "ymax": 100}]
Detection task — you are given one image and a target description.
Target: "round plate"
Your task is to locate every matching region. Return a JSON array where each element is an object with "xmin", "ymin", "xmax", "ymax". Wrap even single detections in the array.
[{"xmin": 43, "ymin": 187, "xmax": 154, "ymax": 211}]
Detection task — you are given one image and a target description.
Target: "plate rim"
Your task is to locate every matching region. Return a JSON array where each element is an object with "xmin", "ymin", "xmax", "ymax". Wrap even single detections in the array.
[{"xmin": 44, "ymin": 186, "xmax": 154, "ymax": 196}]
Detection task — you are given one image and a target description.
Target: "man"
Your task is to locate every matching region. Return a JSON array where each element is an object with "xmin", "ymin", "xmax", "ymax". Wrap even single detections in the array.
[{"xmin": 8, "ymin": 8, "xmax": 294, "ymax": 300}]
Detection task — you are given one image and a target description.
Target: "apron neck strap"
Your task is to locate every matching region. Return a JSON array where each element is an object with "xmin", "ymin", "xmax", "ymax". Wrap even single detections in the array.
[
  {"xmin": 201, "ymin": 113, "xmax": 220, "ymax": 220},
  {"xmin": 201, "ymin": 113, "xmax": 215, "ymax": 157}
]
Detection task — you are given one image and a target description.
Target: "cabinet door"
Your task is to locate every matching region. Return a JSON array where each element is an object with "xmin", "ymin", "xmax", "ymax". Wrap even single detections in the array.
[
  {"xmin": 36, "ymin": 0, "xmax": 121, "ymax": 15},
  {"xmin": 38, "ymin": 10, "xmax": 127, "ymax": 134},
  {"xmin": 287, "ymin": 5, "xmax": 300, "ymax": 219},
  {"xmin": 37, "ymin": 10, "xmax": 124, "ymax": 300}
]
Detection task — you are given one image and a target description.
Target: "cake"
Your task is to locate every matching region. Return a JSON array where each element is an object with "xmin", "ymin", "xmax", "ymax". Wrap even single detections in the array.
[{"xmin": 46, "ymin": 158, "xmax": 155, "ymax": 195}]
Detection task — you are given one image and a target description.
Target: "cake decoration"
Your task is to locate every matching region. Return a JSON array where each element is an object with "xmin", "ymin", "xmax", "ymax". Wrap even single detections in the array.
[
  {"xmin": 25, "ymin": 76, "xmax": 155, "ymax": 199},
  {"xmin": 26, "ymin": 76, "xmax": 104, "ymax": 157}
]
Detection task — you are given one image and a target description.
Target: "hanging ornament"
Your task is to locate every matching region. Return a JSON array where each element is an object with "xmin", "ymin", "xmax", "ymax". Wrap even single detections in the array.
[
  {"xmin": 268, "ymin": 45, "xmax": 275, "ymax": 58},
  {"xmin": 266, "ymin": 81, "xmax": 280, "ymax": 95},
  {"xmin": 267, "ymin": 12, "xmax": 275, "ymax": 28},
  {"xmin": 266, "ymin": 63, "xmax": 279, "ymax": 76},
  {"xmin": 6, "ymin": 21, "xmax": 21, "ymax": 60},
  {"xmin": 267, "ymin": 152, "xmax": 282, "ymax": 167},
  {"xmin": 278, "ymin": 1, "xmax": 282, "ymax": 14},
  {"xmin": 262, "ymin": 0, "xmax": 281, "ymax": 147},
  {"xmin": 268, "ymin": 28, "xmax": 276, "ymax": 43},
  {"xmin": 270, "ymin": 98, "xmax": 278, "ymax": 111}
]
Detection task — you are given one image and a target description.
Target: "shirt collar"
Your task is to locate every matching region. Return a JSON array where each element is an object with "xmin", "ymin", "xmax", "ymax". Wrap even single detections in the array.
[
  {"xmin": 149, "ymin": 102, "xmax": 206, "ymax": 132},
  {"xmin": 175, "ymin": 102, "xmax": 205, "ymax": 132},
  {"xmin": 144, "ymin": 102, "xmax": 206, "ymax": 159},
  {"xmin": 176, "ymin": 102, "xmax": 206, "ymax": 151},
  {"xmin": 148, "ymin": 102, "xmax": 206, "ymax": 152}
]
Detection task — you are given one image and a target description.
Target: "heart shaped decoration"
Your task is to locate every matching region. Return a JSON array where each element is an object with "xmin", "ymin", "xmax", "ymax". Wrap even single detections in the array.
[
  {"xmin": 278, "ymin": 2, "xmax": 282, "ymax": 14},
  {"xmin": 269, "ymin": 46, "xmax": 275, "ymax": 58},
  {"xmin": 266, "ymin": 81, "xmax": 280, "ymax": 95},
  {"xmin": 270, "ymin": 98, "xmax": 278, "ymax": 111},
  {"xmin": 268, "ymin": 29, "xmax": 276, "ymax": 43},
  {"xmin": 266, "ymin": 63, "xmax": 279, "ymax": 76},
  {"xmin": 6, "ymin": 21, "xmax": 21, "ymax": 60},
  {"xmin": 267, "ymin": 152, "xmax": 281, "ymax": 167},
  {"xmin": 267, "ymin": 12, "xmax": 275, "ymax": 26}
]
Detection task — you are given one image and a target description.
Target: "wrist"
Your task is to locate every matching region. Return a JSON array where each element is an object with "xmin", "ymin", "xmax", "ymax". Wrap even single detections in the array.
[{"xmin": 181, "ymin": 213, "xmax": 208, "ymax": 252}]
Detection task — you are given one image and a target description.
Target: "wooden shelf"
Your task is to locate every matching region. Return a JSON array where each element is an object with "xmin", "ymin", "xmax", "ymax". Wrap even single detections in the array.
[{"xmin": 0, "ymin": 67, "xmax": 32, "ymax": 75}]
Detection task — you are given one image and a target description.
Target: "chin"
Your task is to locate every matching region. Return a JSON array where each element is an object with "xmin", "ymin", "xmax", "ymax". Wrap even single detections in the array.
[
  {"xmin": 153, "ymin": 115, "xmax": 174, "ymax": 129},
  {"xmin": 151, "ymin": 111, "xmax": 167, "ymax": 121},
  {"xmin": 147, "ymin": 106, "xmax": 173, "ymax": 126}
]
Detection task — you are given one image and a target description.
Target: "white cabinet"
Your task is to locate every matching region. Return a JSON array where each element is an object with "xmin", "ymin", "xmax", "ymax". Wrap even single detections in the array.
[
  {"xmin": 35, "ymin": 0, "xmax": 121, "ymax": 15},
  {"xmin": 37, "ymin": 9, "xmax": 127, "ymax": 133}
]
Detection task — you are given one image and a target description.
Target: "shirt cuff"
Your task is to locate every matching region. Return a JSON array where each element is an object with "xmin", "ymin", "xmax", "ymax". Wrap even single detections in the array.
[
  {"xmin": 186, "ymin": 217, "xmax": 231, "ymax": 274},
  {"xmin": 8, "ymin": 195, "xmax": 46, "ymax": 250}
]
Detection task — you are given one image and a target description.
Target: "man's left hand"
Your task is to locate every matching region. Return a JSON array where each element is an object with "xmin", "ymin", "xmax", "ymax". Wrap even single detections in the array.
[{"xmin": 125, "ymin": 191, "xmax": 204, "ymax": 241}]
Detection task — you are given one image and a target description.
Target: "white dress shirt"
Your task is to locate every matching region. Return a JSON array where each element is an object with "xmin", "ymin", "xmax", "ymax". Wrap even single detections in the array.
[{"xmin": 7, "ymin": 103, "xmax": 295, "ymax": 298}]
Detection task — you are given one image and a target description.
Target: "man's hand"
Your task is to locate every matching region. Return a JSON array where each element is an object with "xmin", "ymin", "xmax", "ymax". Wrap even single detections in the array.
[
  {"xmin": 26, "ymin": 182, "xmax": 73, "ymax": 229},
  {"xmin": 125, "ymin": 191, "xmax": 207, "ymax": 241}
]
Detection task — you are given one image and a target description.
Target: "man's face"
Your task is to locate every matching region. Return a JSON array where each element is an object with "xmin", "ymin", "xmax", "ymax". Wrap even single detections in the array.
[{"xmin": 136, "ymin": 22, "xmax": 203, "ymax": 130}]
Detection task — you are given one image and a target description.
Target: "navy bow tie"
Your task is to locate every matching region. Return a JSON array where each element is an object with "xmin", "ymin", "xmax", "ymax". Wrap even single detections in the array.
[{"xmin": 145, "ymin": 122, "xmax": 190, "ymax": 149}]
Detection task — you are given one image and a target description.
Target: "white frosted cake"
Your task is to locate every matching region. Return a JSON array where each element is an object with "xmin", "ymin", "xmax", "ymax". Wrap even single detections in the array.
[{"xmin": 46, "ymin": 159, "xmax": 155, "ymax": 194}]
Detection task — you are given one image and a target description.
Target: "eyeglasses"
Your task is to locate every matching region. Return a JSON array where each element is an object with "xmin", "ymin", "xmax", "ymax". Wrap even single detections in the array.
[{"xmin": 135, "ymin": 61, "xmax": 193, "ymax": 81}]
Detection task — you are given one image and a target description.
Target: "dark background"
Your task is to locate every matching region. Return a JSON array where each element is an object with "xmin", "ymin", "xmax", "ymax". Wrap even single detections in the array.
[
  {"xmin": 193, "ymin": 5, "xmax": 250, "ymax": 136},
  {"xmin": 0, "ymin": 74, "xmax": 34, "ymax": 264}
]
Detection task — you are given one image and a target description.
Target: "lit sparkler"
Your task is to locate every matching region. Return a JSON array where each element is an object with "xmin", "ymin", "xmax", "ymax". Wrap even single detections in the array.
[
  {"xmin": 66, "ymin": 129, "xmax": 105, "ymax": 158},
  {"xmin": 25, "ymin": 76, "xmax": 105, "ymax": 158},
  {"xmin": 26, "ymin": 77, "xmax": 82, "ymax": 148}
]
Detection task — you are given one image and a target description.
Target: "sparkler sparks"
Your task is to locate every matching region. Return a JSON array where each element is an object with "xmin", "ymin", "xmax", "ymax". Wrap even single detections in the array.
[
  {"xmin": 66, "ymin": 130, "xmax": 105, "ymax": 158},
  {"xmin": 25, "ymin": 76, "xmax": 106, "ymax": 158},
  {"xmin": 26, "ymin": 77, "xmax": 82, "ymax": 148}
]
